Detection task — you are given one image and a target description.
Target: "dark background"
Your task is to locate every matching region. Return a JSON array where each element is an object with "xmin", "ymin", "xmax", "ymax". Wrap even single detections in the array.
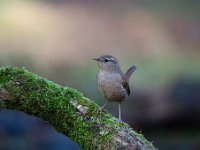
[{"xmin": 0, "ymin": 0, "xmax": 200, "ymax": 150}]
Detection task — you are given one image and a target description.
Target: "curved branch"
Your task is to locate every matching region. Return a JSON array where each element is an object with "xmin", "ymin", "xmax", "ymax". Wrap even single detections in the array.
[{"xmin": 0, "ymin": 66, "xmax": 156, "ymax": 150}]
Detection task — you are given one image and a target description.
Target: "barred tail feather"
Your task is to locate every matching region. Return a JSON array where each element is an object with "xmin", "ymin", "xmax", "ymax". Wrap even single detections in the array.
[{"xmin": 125, "ymin": 65, "xmax": 136, "ymax": 81}]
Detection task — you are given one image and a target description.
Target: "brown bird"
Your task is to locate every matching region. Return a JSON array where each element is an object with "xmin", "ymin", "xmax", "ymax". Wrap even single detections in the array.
[{"xmin": 93, "ymin": 55, "xmax": 136, "ymax": 122}]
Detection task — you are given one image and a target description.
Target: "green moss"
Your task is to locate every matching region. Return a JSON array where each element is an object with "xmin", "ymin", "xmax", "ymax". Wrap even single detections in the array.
[{"xmin": 0, "ymin": 66, "xmax": 156, "ymax": 150}]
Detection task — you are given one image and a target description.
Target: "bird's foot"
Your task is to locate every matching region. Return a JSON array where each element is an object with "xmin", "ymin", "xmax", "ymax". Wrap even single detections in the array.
[
  {"xmin": 117, "ymin": 118, "xmax": 123, "ymax": 123},
  {"xmin": 98, "ymin": 107, "xmax": 105, "ymax": 113}
]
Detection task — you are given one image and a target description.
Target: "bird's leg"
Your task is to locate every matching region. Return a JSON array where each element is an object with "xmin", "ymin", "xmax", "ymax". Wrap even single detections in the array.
[
  {"xmin": 118, "ymin": 103, "xmax": 122, "ymax": 122},
  {"xmin": 99, "ymin": 101, "xmax": 108, "ymax": 112}
]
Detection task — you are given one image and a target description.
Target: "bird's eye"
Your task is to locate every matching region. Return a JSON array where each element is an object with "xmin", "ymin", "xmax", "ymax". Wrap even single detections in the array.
[{"xmin": 105, "ymin": 58, "xmax": 109, "ymax": 62}]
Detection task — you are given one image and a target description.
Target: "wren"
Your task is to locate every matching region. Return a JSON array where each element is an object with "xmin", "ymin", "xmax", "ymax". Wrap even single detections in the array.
[{"xmin": 93, "ymin": 55, "xmax": 136, "ymax": 122}]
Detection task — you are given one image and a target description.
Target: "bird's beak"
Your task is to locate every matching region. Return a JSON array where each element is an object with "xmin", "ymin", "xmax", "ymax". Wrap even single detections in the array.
[{"xmin": 93, "ymin": 58, "xmax": 100, "ymax": 61}]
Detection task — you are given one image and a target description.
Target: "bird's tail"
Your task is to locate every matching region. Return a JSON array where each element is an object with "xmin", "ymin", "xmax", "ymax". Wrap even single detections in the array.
[{"xmin": 125, "ymin": 65, "xmax": 136, "ymax": 81}]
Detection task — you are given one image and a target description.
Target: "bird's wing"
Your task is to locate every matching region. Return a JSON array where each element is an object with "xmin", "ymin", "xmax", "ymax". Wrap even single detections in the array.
[
  {"xmin": 122, "ymin": 81, "xmax": 130, "ymax": 96},
  {"xmin": 125, "ymin": 65, "xmax": 136, "ymax": 81}
]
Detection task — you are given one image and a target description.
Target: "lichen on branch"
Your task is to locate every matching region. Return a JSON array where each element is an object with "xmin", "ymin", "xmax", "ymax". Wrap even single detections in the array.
[{"xmin": 0, "ymin": 66, "xmax": 156, "ymax": 150}]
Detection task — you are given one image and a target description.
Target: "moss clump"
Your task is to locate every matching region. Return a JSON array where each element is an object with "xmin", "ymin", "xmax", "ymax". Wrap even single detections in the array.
[{"xmin": 0, "ymin": 66, "xmax": 156, "ymax": 150}]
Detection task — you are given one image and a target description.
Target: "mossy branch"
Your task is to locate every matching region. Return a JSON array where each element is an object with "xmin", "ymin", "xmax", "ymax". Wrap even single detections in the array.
[{"xmin": 0, "ymin": 66, "xmax": 156, "ymax": 150}]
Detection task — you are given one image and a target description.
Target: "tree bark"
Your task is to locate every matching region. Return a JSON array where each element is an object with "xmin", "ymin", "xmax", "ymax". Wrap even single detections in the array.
[{"xmin": 0, "ymin": 66, "xmax": 156, "ymax": 150}]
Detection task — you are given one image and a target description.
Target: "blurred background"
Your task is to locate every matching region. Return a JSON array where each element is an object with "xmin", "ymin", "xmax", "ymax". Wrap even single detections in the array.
[{"xmin": 0, "ymin": 0, "xmax": 200, "ymax": 149}]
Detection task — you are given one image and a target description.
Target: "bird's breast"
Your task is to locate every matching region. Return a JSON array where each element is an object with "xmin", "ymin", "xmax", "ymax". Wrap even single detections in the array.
[{"xmin": 97, "ymin": 71, "xmax": 128, "ymax": 102}]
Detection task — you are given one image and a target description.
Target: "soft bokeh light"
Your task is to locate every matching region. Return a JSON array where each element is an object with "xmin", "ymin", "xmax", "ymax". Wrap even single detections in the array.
[{"xmin": 0, "ymin": 1, "xmax": 200, "ymax": 149}]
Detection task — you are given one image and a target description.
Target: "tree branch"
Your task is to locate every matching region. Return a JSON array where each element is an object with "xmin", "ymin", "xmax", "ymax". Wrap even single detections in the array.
[{"xmin": 0, "ymin": 66, "xmax": 156, "ymax": 150}]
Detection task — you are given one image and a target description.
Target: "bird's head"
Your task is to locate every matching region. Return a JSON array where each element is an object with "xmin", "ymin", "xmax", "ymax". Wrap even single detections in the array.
[{"xmin": 93, "ymin": 55, "xmax": 119, "ymax": 71}]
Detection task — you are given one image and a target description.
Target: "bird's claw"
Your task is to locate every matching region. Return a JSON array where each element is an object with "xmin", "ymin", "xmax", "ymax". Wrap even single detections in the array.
[
  {"xmin": 98, "ymin": 107, "xmax": 104, "ymax": 113},
  {"xmin": 117, "ymin": 119, "xmax": 123, "ymax": 123}
]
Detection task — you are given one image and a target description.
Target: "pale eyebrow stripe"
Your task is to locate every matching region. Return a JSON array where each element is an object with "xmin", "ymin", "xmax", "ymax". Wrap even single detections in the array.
[{"xmin": 107, "ymin": 57, "xmax": 115, "ymax": 61}]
